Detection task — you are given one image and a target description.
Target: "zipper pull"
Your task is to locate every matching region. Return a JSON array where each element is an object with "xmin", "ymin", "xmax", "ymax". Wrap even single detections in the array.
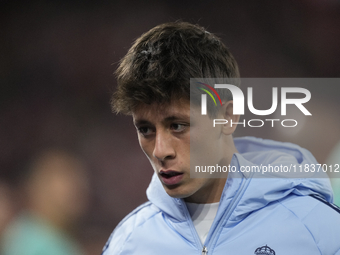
[{"xmin": 202, "ymin": 246, "xmax": 208, "ymax": 255}]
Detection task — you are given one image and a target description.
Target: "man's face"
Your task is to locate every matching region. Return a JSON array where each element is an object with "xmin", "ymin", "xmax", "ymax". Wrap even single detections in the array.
[{"xmin": 132, "ymin": 99, "xmax": 228, "ymax": 203}]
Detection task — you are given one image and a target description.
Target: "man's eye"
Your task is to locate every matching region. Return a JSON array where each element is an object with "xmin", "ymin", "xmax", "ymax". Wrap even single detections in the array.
[
  {"xmin": 137, "ymin": 127, "xmax": 154, "ymax": 136},
  {"xmin": 170, "ymin": 123, "xmax": 186, "ymax": 132}
]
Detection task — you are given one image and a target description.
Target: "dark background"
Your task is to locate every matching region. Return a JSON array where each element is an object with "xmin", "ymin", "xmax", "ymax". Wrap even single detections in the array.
[{"xmin": 1, "ymin": 0, "xmax": 340, "ymax": 254}]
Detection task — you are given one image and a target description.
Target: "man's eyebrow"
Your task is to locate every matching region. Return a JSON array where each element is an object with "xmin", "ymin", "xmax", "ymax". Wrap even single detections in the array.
[
  {"xmin": 134, "ymin": 114, "xmax": 190, "ymax": 126},
  {"xmin": 133, "ymin": 119, "xmax": 152, "ymax": 126},
  {"xmin": 164, "ymin": 114, "xmax": 190, "ymax": 122}
]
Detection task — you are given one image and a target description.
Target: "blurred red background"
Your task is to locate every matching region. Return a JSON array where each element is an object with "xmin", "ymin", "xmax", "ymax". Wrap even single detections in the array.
[{"xmin": 1, "ymin": 1, "xmax": 339, "ymax": 254}]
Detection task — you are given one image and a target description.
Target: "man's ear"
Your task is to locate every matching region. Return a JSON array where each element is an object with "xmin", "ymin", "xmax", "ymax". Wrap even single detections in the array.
[{"xmin": 221, "ymin": 100, "xmax": 240, "ymax": 135}]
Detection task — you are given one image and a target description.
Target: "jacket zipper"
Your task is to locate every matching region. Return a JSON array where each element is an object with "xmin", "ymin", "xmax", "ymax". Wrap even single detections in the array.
[
  {"xmin": 203, "ymin": 176, "xmax": 248, "ymax": 254},
  {"xmin": 179, "ymin": 173, "xmax": 249, "ymax": 254},
  {"xmin": 178, "ymin": 199, "xmax": 204, "ymax": 254}
]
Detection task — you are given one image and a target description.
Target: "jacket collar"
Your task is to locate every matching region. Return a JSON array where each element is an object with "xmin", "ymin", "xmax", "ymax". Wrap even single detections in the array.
[{"xmin": 146, "ymin": 136, "xmax": 334, "ymax": 222}]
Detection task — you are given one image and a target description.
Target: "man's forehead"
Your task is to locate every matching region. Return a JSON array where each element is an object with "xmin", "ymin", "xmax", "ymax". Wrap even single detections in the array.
[{"xmin": 132, "ymin": 100, "xmax": 192, "ymax": 121}]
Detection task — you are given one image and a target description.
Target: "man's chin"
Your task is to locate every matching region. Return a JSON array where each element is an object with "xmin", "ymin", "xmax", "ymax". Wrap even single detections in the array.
[{"xmin": 162, "ymin": 184, "xmax": 194, "ymax": 199}]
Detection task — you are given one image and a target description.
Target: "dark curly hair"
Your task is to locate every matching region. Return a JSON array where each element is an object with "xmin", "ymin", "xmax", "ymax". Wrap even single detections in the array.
[{"xmin": 112, "ymin": 21, "xmax": 240, "ymax": 116}]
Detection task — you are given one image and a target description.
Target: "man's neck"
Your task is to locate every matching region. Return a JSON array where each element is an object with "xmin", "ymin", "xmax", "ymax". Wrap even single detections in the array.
[
  {"xmin": 184, "ymin": 178, "xmax": 227, "ymax": 204},
  {"xmin": 184, "ymin": 137, "xmax": 238, "ymax": 204}
]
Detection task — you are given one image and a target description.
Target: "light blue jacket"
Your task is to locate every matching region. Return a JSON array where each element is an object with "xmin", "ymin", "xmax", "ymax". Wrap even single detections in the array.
[{"xmin": 102, "ymin": 137, "xmax": 340, "ymax": 255}]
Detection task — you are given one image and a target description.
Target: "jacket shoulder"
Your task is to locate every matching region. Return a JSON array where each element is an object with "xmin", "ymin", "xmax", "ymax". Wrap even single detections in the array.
[
  {"xmin": 101, "ymin": 201, "xmax": 160, "ymax": 255},
  {"xmin": 279, "ymin": 194, "xmax": 340, "ymax": 254}
]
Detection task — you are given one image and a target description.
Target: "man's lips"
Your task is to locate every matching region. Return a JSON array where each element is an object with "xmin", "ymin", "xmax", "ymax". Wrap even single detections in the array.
[{"xmin": 159, "ymin": 170, "xmax": 183, "ymax": 186}]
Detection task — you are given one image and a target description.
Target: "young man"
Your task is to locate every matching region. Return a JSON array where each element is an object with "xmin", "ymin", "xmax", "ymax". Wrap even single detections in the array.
[{"xmin": 102, "ymin": 22, "xmax": 340, "ymax": 254}]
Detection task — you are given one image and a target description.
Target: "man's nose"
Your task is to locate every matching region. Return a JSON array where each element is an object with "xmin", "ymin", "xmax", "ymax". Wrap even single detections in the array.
[{"xmin": 153, "ymin": 130, "xmax": 175, "ymax": 162}]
